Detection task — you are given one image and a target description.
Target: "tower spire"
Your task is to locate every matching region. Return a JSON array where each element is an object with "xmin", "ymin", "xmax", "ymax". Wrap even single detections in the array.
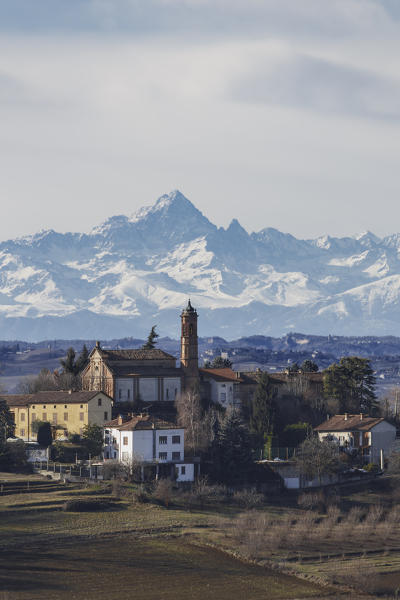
[{"xmin": 180, "ymin": 300, "xmax": 199, "ymax": 390}]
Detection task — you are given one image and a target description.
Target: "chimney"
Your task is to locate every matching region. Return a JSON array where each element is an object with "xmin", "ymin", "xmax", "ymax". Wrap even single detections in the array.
[
  {"xmin": 344, "ymin": 413, "xmax": 348, "ymax": 421},
  {"xmin": 95, "ymin": 340, "xmax": 101, "ymax": 349},
  {"xmin": 360, "ymin": 413, "xmax": 363, "ymax": 420},
  {"xmin": 117, "ymin": 414, "xmax": 123, "ymax": 426}
]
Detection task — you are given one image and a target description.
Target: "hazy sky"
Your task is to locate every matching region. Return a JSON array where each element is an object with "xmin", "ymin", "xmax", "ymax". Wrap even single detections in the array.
[{"xmin": 1, "ymin": 0, "xmax": 400, "ymax": 241}]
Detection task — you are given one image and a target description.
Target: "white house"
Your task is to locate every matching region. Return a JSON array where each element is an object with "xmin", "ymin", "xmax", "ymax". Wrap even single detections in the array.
[
  {"xmin": 199, "ymin": 368, "xmax": 241, "ymax": 407},
  {"xmin": 314, "ymin": 414, "xmax": 396, "ymax": 464},
  {"xmin": 103, "ymin": 414, "xmax": 197, "ymax": 482}
]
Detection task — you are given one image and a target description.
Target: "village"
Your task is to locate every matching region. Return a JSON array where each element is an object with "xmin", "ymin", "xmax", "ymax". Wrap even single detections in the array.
[
  {"xmin": 1, "ymin": 300, "xmax": 399, "ymax": 490},
  {"xmin": 3, "ymin": 302, "xmax": 400, "ymax": 598}
]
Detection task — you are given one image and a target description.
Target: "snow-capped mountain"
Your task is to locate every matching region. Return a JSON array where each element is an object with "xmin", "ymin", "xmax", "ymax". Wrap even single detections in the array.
[{"xmin": 2, "ymin": 190, "xmax": 400, "ymax": 341}]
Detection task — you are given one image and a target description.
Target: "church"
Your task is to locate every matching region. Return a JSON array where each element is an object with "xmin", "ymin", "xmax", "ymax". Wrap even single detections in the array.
[{"xmin": 81, "ymin": 300, "xmax": 199, "ymax": 405}]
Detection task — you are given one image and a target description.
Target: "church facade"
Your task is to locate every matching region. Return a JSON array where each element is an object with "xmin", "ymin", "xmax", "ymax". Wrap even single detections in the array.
[{"xmin": 81, "ymin": 300, "xmax": 199, "ymax": 404}]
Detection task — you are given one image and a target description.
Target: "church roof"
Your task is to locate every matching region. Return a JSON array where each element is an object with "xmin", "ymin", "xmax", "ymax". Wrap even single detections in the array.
[
  {"xmin": 98, "ymin": 348, "xmax": 176, "ymax": 361},
  {"xmin": 3, "ymin": 391, "xmax": 112, "ymax": 407},
  {"xmin": 181, "ymin": 299, "xmax": 197, "ymax": 314}
]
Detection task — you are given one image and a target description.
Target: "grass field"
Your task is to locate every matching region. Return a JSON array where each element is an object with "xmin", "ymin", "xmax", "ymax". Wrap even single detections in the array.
[{"xmin": 0, "ymin": 474, "xmax": 336, "ymax": 600}]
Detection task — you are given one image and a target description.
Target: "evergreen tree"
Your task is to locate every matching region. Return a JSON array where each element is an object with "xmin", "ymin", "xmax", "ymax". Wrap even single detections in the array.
[
  {"xmin": 75, "ymin": 344, "xmax": 89, "ymax": 373},
  {"xmin": 143, "ymin": 326, "xmax": 159, "ymax": 350},
  {"xmin": 300, "ymin": 360, "xmax": 319, "ymax": 373},
  {"xmin": 214, "ymin": 410, "xmax": 253, "ymax": 484},
  {"xmin": 204, "ymin": 356, "xmax": 233, "ymax": 369},
  {"xmin": 0, "ymin": 398, "xmax": 15, "ymax": 446},
  {"xmin": 59, "ymin": 347, "xmax": 77, "ymax": 374},
  {"xmin": 250, "ymin": 372, "xmax": 277, "ymax": 456},
  {"xmin": 81, "ymin": 423, "xmax": 104, "ymax": 457},
  {"xmin": 37, "ymin": 422, "xmax": 53, "ymax": 448},
  {"xmin": 324, "ymin": 356, "xmax": 377, "ymax": 414}
]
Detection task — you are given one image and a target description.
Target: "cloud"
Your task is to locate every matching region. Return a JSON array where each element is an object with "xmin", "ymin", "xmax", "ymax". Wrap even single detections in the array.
[
  {"xmin": 0, "ymin": 0, "xmax": 396, "ymax": 40},
  {"xmin": 231, "ymin": 53, "xmax": 400, "ymax": 120}
]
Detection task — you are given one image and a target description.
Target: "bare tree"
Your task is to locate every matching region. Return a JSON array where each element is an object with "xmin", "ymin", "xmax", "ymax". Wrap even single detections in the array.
[
  {"xmin": 295, "ymin": 436, "xmax": 341, "ymax": 484},
  {"xmin": 175, "ymin": 390, "xmax": 219, "ymax": 455}
]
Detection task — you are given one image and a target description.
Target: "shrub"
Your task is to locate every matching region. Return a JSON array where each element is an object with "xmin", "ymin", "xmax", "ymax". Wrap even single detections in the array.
[
  {"xmin": 233, "ymin": 488, "xmax": 264, "ymax": 509},
  {"xmin": 132, "ymin": 485, "xmax": 149, "ymax": 504},
  {"xmin": 153, "ymin": 478, "xmax": 174, "ymax": 507}
]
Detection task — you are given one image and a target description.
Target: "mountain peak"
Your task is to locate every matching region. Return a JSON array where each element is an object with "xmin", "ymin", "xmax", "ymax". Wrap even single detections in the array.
[{"xmin": 129, "ymin": 190, "xmax": 197, "ymax": 223}]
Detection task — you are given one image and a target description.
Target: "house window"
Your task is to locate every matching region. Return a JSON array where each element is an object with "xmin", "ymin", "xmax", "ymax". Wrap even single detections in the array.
[
  {"xmin": 64, "ymin": 405, "xmax": 67, "ymax": 408},
  {"xmin": 113, "ymin": 452, "xmax": 117, "ymax": 459},
  {"xmin": 172, "ymin": 452, "xmax": 180, "ymax": 460},
  {"xmin": 166, "ymin": 388, "xmax": 169, "ymax": 399},
  {"xmin": 105, "ymin": 451, "xmax": 109, "ymax": 459},
  {"xmin": 53, "ymin": 405, "xmax": 56, "ymax": 409},
  {"xmin": 52, "ymin": 414, "xmax": 57, "ymax": 424},
  {"xmin": 123, "ymin": 436, "xmax": 128, "ymax": 446},
  {"xmin": 159, "ymin": 452, "xmax": 167, "ymax": 460},
  {"xmin": 104, "ymin": 411, "xmax": 108, "ymax": 421},
  {"xmin": 172, "ymin": 435, "xmax": 180, "ymax": 444},
  {"xmin": 159, "ymin": 436, "xmax": 167, "ymax": 445},
  {"xmin": 20, "ymin": 413, "xmax": 25, "ymax": 422},
  {"xmin": 181, "ymin": 466, "xmax": 186, "ymax": 475},
  {"xmin": 175, "ymin": 388, "xmax": 178, "ymax": 397},
  {"xmin": 122, "ymin": 452, "xmax": 129, "ymax": 461},
  {"xmin": 42, "ymin": 413, "xmax": 47, "ymax": 421},
  {"xmin": 43, "ymin": 405, "xmax": 46, "ymax": 408},
  {"xmin": 98, "ymin": 398, "xmax": 102, "ymax": 406},
  {"xmin": 119, "ymin": 389, "xmax": 122, "ymax": 399},
  {"xmin": 80, "ymin": 405, "xmax": 83, "ymax": 409},
  {"xmin": 32, "ymin": 413, "xmax": 36, "ymax": 422},
  {"xmin": 32, "ymin": 406, "xmax": 35, "ymax": 409},
  {"xmin": 79, "ymin": 412, "xmax": 84, "ymax": 421},
  {"xmin": 20, "ymin": 428, "xmax": 25, "ymax": 437},
  {"xmin": 64, "ymin": 413, "xmax": 68, "ymax": 421},
  {"xmin": 127, "ymin": 389, "xmax": 130, "ymax": 399},
  {"xmin": 220, "ymin": 392, "xmax": 226, "ymax": 403},
  {"xmin": 221, "ymin": 383, "xmax": 226, "ymax": 388}
]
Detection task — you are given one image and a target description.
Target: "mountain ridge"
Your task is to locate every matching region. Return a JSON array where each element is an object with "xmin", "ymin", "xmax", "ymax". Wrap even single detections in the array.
[{"xmin": 2, "ymin": 189, "xmax": 400, "ymax": 341}]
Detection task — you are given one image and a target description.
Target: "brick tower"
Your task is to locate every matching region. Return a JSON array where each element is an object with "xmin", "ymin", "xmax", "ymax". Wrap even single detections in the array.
[{"xmin": 180, "ymin": 299, "xmax": 199, "ymax": 390}]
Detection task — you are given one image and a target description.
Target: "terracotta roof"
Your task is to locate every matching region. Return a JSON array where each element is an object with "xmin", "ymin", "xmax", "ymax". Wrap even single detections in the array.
[
  {"xmin": 105, "ymin": 414, "xmax": 178, "ymax": 431},
  {"xmin": 200, "ymin": 368, "xmax": 242, "ymax": 382},
  {"xmin": 314, "ymin": 414, "xmax": 386, "ymax": 432},
  {"xmin": 99, "ymin": 348, "xmax": 176, "ymax": 361},
  {"xmin": 3, "ymin": 391, "xmax": 112, "ymax": 407}
]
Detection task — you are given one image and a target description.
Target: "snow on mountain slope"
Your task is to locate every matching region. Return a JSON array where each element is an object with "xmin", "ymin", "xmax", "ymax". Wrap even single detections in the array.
[{"xmin": 2, "ymin": 189, "xmax": 400, "ymax": 340}]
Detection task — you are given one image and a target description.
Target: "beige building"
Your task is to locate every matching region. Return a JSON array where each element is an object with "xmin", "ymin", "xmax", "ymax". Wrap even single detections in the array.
[{"xmin": 4, "ymin": 390, "xmax": 113, "ymax": 441}]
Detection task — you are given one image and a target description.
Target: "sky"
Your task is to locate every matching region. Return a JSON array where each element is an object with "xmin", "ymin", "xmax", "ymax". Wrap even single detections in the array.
[{"xmin": 1, "ymin": 0, "xmax": 400, "ymax": 241}]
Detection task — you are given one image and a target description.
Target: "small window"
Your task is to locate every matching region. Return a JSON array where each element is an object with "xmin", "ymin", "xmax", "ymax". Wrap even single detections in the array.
[
  {"xmin": 221, "ymin": 384, "xmax": 226, "ymax": 388},
  {"xmin": 175, "ymin": 388, "xmax": 178, "ymax": 397},
  {"xmin": 181, "ymin": 466, "xmax": 186, "ymax": 475},
  {"xmin": 52, "ymin": 414, "xmax": 57, "ymax": 424},
  {"xmin": 113, "ymin": 452, "xmax": 117, "ymax": 459},
  {"xmin": 80, "ymin": 404, "xmax": 83, "ymax": 409},
  {"xmin": 64, "ymin": 413, "xmax": 68, "ymax": 421},
  {"xmin": 159, "ymin": 452, "xmax": 167, "ymax": 460},
  {"xmin": 172, "ymin": 435, "xmax": 180, "ymax": 444},
  {"xmin": 43, "ymin": 405, "xmax": 46, "ymax": 408},
  {"xmin": 122, "ymin": 452, "xmax": 129, "ymax": 461},
  {"xmin": 20, "ymin": 428, "xmax": 25, "ymax": 437},
  {"xmin": 42, "ymin": 413, "xmax": 47, "ymax": 421},
  {"xmin": 159, "ymin": 436, "xmax": 167, "ymax": 445},
  {"xmin": 123, "ymin": 436, "xmax": 128, "ymax": 446},
  {"xmin": 64, "ymin": 405, "xmax": 67, "ymax": 408},
  {"xmin": 53, "ymin": 405, "xmax": 56, "ymax": 409},
  {"xmin": 104, "ymin": 411, "xmax": 108, "ymax": 420},
  {"xmin": 127, "ymin": 389, "xmax": 130, "ymax": 399},
  {"xmin": 31, "ymin": 413, "xmax": 36, "ymax": 422},
  {"xmin": 32, "ymin": 405, "xmax": 35, "ymax": 409},
  {"xmin": 20, "ymin": 413, "xmax": 25, "ymax": 422},
  {"xmin": 220, "ymin": 392, "xmax": 226, "ymax": 403},
  {"xmin": 79, "ymin": 412, "xmax": 84, "ymax": 422},
  {"xmin": 98, "ymin": 398, "xmax": 102, "ymax": 406},
  {"xmin": 105, "ymin": 451, "xmax": 109, "ymax": 459},
  {"xmin": 172, "ymin": 452, "xmax": 180, "ymax": 460},
  {"xmin": 166, "ymin": 388, "xmax": 169, "ymax": 399}
]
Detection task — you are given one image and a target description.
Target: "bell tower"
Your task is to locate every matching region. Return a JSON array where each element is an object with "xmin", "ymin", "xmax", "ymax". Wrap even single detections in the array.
[{"xmin": 180, "ymin": 299, "xmax": 199, "ymax": 390}]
